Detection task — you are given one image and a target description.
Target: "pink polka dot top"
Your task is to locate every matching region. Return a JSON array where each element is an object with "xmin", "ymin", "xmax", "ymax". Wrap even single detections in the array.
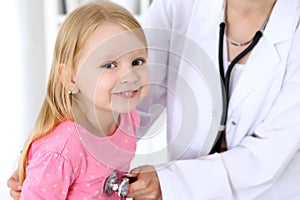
[{"xmin": 20, "ymin": 110, "xmax": 139, "ymax": 200}]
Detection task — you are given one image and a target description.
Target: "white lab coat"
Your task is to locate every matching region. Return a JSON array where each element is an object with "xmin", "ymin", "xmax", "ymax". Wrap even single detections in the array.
[{"xmin": 137, "ymin": 0, "xmax": 300, "ymax": 199}]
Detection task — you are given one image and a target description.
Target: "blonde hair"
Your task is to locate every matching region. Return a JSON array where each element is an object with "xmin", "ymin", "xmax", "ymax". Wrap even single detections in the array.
[{"xmin": 18, "ymin": 0, "xmax": 146, "ymax": 184}]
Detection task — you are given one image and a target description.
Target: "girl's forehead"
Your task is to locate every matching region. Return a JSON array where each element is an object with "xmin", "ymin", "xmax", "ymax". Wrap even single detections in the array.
[
  {"xmin": 78, "ymin": 23, "xmax": 146, "ymax": 65},
  {"xmin": 84, "ymin": 22, "xmax": 144, "ymax": 55}
]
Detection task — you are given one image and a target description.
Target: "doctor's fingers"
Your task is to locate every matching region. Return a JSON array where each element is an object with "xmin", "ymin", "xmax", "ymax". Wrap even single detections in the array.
[
  {"xmin": 9, "ymin": 189, "xmax": 21, "ymax": 200},
  {"xmin": 130, "ymin": 165, "xmax": 157, "ymax": 174},
  {"xmin": 7, "ymin": 179, "xmax": 21, "ymax": 200},
  {"xmin": 127, "ymin": 184, "xmax": 162, "ymax": 200},
  {"xmin": 7, "ymin": 170, "xmax": 22, "ymax": 200},
  {"xmin": 127, "ymin": 169, "xmax": 162, "ymax": 199}
]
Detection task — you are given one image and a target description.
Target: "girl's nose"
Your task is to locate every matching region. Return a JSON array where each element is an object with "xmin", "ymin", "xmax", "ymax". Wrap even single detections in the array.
[{"xmin": 119, "ymin": 65, "xmax": 139, "ymax": 84}]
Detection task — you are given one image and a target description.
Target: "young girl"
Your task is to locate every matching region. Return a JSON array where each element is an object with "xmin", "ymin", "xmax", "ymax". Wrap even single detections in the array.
[{"xmin": 17, "ymin": 1, "xmax": 149, "ymax": 199}]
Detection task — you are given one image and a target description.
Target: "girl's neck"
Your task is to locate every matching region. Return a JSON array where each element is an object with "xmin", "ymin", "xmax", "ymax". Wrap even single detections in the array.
[
  {"xmin": 73, "ymin": 101, "xmax": 120, "ymax": 137},
  {"xmin": 90, "ymin": 110, "xmax": 120, "ymax": 137}
]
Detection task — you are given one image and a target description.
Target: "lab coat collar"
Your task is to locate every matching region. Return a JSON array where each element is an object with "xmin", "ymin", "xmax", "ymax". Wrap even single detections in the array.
[
  {"xmin": 186, "ymin": 0, "xmax": 299, "ymax": 114},
  {"xmin": 193, "ymin": 0, "xmax": 299, "ymax": 46},
  {"xmin": 197, "ymin": 0, "xmax": 225, "ymax": 21},
  {"xmin": 228, "ymin": 0, "xmax": 299, "ymax": 113},
  {"xmin": 186, "ymin": 0, "xmax": 225, "ymax": 67},
  {"xmin": 264, "ymin": 0, "xmax": 300, "ymax": 44}
]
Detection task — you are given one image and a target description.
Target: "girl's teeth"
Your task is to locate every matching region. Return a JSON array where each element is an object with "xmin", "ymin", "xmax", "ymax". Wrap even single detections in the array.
[{"xmin": 124, "ymin": 92, "xmax": 132, "ymax": 97}]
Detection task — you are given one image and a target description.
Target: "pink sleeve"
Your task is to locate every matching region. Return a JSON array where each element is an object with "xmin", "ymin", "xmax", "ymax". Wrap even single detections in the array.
[{"xmin": 20, "ymin": 151, "xmax": 74, "ymax": 200}]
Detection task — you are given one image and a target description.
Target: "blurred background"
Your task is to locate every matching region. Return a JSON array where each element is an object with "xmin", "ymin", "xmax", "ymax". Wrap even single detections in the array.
[{"xmin": 0, "ymin": 0, "xmax": 167, "ymax": 199}]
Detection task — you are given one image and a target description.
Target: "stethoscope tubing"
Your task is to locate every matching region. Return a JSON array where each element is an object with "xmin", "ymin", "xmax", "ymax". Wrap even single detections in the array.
[{"xmin": 210, "ymin": 22, "xmax": 263, "ymax": 154}]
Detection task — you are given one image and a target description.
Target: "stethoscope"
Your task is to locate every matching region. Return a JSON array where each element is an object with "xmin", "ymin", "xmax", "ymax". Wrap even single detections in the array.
[
  {"xmin": 209, "ymin": 22, "xmax": 264, "ymax": 153},
  {"xmin": 103, "ymin": 171, "xmax": 136, "ymax": 198}
]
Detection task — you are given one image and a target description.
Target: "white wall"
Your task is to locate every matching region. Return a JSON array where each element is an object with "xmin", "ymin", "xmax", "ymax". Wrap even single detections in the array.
[{"xmin": 0, "ymin": 1, "xmax": 46, "ymax": 199}]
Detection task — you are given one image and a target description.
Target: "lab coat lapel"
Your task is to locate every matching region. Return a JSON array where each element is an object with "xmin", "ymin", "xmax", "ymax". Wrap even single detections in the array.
[
  {"xmin": 228, "ymin": 0, "xmax": 296, "ymax": 115},
  {"xmin": 186, "ymin": 0, "xmax": 225, "ymax": 67},
  {"xmin": 228, "ymin": 39, "xmax": 280, "ymax": 113}
]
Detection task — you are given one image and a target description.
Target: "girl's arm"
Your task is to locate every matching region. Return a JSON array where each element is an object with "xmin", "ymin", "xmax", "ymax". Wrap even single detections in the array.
[{"xmin": 20, "ymin": 151, "xmax": 73, "ymax": 200}]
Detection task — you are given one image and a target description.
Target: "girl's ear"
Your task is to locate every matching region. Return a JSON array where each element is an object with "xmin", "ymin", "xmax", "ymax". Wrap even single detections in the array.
[{"xmin": 58, "ymin": 64, "xmax": 79, "ymax": 94}]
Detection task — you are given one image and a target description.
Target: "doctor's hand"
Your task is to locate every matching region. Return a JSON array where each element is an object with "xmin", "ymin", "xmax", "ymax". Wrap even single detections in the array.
[
  {"xmin": 7, "ymin": 170, "xmax": 21, "ymax": 200},
  {"xmin": 126, "ymin": 165, "xmax": 162, "ymax": 200}
]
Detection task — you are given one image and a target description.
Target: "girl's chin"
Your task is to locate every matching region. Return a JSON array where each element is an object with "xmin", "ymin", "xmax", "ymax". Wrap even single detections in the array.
[{"xmin": 112, "ymin": 102, "xmax": 139, "ymax": 113}]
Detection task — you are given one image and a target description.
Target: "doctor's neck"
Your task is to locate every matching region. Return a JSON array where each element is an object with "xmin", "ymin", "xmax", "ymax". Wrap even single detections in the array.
[{"xmin": 226, "ymin": 0, "xmax": 276, "ymax": 15}]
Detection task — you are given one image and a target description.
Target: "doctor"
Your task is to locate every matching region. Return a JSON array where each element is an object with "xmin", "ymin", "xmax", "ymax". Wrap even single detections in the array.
[{"xmin": 127, "ymin": 0, "xmax": 300, "ymax": 199}]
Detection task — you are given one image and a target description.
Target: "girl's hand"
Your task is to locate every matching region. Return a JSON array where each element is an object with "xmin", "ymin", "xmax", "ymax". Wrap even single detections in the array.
[
  {"xmin": 7, "ymin": 170, "xmax": 21, "ymax": 200},
  {"xmin": 126, "ymin": 165, "xmax": 162, "ymax": 200}
]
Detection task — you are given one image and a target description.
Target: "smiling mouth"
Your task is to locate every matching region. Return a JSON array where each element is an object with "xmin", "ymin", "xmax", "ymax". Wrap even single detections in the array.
[{"xmin": 115, "ymin": 90, "xmax": 139, "ymax": 98}]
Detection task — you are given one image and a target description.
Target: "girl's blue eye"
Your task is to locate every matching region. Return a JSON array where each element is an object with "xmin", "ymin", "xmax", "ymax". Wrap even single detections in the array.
[
  {"xmin": 132, "ymin": 59, "xmax": 145, "ymax": 66},
  {"xmin": 102, "ymin": 62, "xmax": 117, "ymax": 69}
]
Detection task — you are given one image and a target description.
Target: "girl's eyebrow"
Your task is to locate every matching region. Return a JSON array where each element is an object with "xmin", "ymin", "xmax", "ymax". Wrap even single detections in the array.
[
  {"xmin": 128, "ymin": 48, "xmax": 148, "ymax": 56},
  {"xmin": 102, "ymin": 54, "xmax": 118, "ymax": 61},
  {"xmin": 101, "ymin": 48, "xmax": 147, "ymax": 61}
]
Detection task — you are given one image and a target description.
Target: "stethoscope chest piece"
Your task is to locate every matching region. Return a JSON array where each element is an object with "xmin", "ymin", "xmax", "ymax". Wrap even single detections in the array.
[{"xmin": 103, "ymin": 171, "xmax": 130, "ymax": 197}]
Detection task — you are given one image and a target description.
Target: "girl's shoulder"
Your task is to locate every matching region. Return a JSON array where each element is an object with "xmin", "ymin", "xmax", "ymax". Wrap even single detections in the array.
[{"xmin": 29, "ymin": 120, "xmax": 84, "ymax": 159}]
